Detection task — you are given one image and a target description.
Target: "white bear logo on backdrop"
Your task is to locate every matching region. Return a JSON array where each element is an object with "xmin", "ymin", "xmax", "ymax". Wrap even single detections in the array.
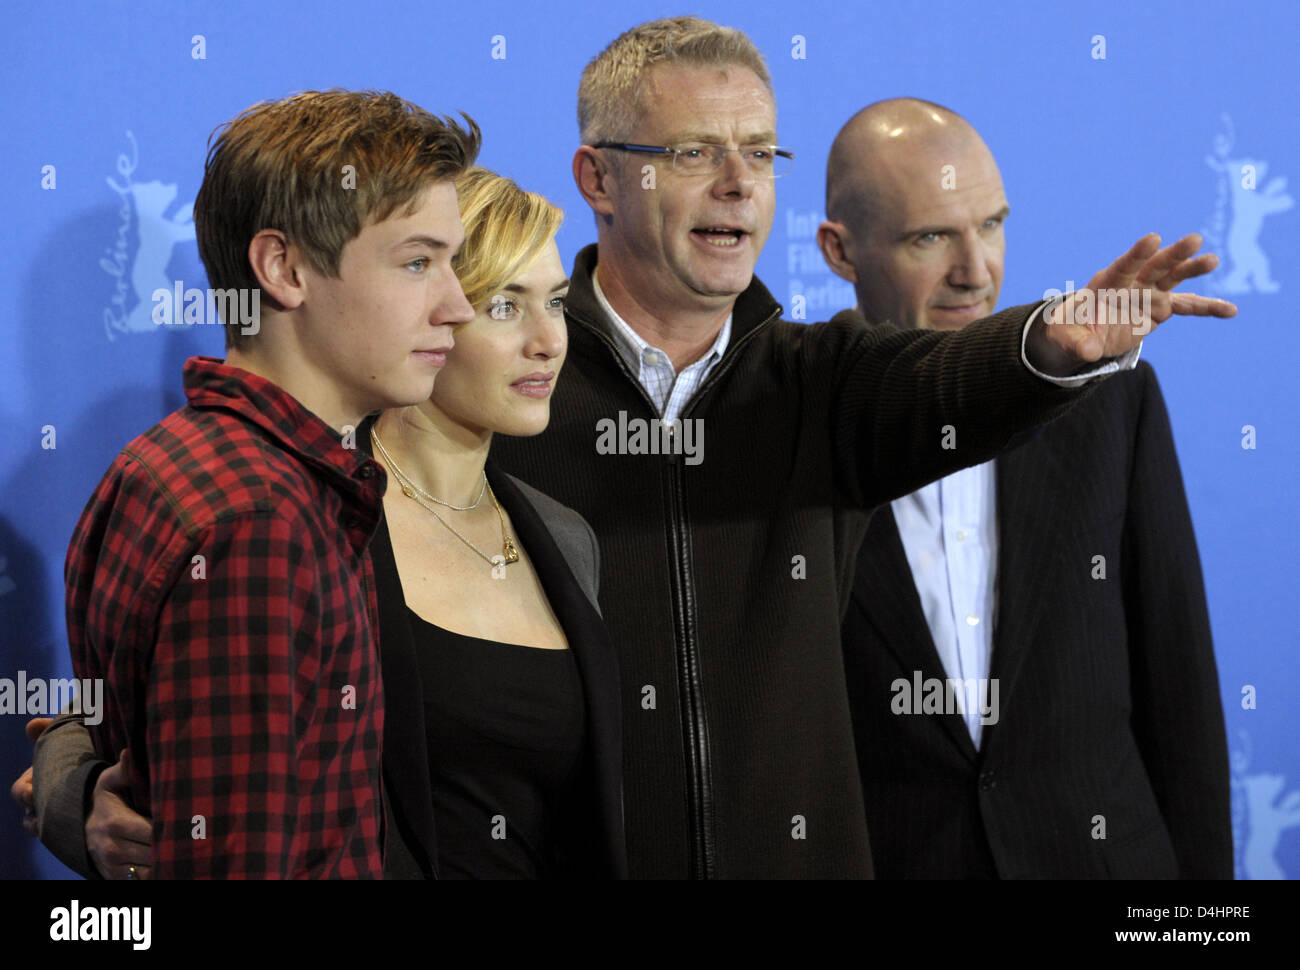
[
  {"xmin": 101, "ymin": 131, "xmax": 197, "ymax": 340},
  {"xmin": 1203, "ymin": 114, "xmax": 1294, "ymax": 295},
  {"xmin": 1231, "ymin": 730, "xmax": 1300, "ymax": 879}
]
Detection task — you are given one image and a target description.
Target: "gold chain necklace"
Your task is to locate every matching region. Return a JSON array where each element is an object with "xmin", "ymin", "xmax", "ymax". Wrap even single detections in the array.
[
  {"xmin": 371, "ymin": 425, "xmax": 488, "ymax": 510},
  {"xmin": 371, "ymin": 428, "xmax": 519, "ymax": 571}
]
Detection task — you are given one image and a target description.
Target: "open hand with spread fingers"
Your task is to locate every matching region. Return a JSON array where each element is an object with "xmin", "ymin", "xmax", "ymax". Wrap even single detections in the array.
[{"xmin": 1028, "ymin": 233, "xmax": 1238, "ymax": 374}]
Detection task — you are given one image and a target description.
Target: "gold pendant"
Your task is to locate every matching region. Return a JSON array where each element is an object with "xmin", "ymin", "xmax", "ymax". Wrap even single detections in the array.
[{"xmin": 502, "ymin": 535, "xmax": 520, "ymax": 564}]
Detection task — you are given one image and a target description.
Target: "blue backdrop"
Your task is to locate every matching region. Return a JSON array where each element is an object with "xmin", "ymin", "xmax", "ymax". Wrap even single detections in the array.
[{"xmin": 3, "ymin": 0, "xmax": 1296, "ymax": 879}]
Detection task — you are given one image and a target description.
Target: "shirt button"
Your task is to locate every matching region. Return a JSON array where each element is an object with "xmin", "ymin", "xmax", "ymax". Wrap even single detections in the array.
[
  {"xmin": 956, "ymin": 529, "xmax": 967, "ymax": 541},
  {"xmin": 966, "ymin": 614, "xmax": 980, "ymax": 626},
  {"xmin": 357, "ymin": 464, "xmax": 377, "ymax": 480},
  {"xmin": 644, "ymin": 351, "xmax": 661, "ymax": 365}
]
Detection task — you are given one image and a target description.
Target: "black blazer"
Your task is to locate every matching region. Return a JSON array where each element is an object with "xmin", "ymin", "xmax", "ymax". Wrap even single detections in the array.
[
  {"xmin": 361, "ymin": 424, "xmax": 626, "ymax": 879},
  {"xmin": 841, "ymin": 362, "xmax": 1232, "ymax": 879}
]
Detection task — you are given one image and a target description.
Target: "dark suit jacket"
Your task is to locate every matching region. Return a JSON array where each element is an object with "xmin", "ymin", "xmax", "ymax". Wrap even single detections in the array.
[
  {"xmin": 364, "ymin": 420, "xmax": 626, "ymax": 880},
  {"xmin": 841, "ymin": 361, "xmax": 1232, "ymax": 879}
]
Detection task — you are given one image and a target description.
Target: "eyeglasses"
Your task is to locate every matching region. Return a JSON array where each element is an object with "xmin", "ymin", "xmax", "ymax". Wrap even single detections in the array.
[{"xmin": 593, "ymin": 141, "xmax": 795, "ymax": 179}]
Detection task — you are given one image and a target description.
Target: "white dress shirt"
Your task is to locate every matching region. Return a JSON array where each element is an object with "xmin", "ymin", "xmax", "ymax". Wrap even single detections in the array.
[
  {"xmin": 893, "ymin": 459, "xmax": 1000, "ymax": 747},
  {"xmin": 895, "ymin": 303, "xmax": 1142, "ymax": 747}
]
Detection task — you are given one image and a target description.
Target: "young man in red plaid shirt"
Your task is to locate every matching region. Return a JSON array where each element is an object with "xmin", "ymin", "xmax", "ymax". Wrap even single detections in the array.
[{"xmin": 63, "ymin": 90, "xmax": 479, "ymax": 877}]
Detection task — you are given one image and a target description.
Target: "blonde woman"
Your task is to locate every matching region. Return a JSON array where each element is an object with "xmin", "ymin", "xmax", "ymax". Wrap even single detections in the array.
[
  {"xmin": 367, "ymin": 168, "xmax": 624, "ymax": 879},
  {"xmin": 26, "ymin": 169, "xmax": 626, "ymax": 880}
]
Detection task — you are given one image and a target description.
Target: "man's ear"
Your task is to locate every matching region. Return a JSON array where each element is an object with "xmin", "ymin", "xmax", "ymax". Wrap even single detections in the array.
[
  {"xmin": 247, "ymin": 229, "xmax": 306, "ymax": 311},
  {"xmin": 817, "ymin": 221, "xmax": 858, "ymax": 284},
  {"xmin": 574, "ymin": 146, "xmax": 617, "ymax": 217}
]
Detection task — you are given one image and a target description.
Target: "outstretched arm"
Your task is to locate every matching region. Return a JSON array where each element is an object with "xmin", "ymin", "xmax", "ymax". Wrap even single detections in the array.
[{"xmin": 836, "ymin": 231, "xmax": 1238, "ymax": 509}]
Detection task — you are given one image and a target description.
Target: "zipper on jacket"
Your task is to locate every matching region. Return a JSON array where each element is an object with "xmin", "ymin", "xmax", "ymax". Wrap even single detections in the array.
[
  {"xmin": 663, "ymin": 454, "xmax": 713, "ymax": 877},
  {"xmin": 572, "ymin": 303, "xmax": 782, "ymax": 878},
  {"xmin": 670, "ymin": 306, "xmax": 782, "ymax": 877}
]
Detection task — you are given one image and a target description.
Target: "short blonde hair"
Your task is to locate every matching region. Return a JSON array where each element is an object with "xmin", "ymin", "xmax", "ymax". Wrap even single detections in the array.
[
  {"xmin": 453, "ymin": 167, "xmax": 564, "ymax": 310},
  {"xmin": 578, "ymin": 16, "xmax": 773, "ymax": 145}
]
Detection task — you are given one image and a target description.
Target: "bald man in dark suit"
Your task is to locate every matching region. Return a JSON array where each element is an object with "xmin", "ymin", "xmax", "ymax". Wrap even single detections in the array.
[{"xmin": 819, "ymin": 98, "xmax": 1232, "ymax": 879}]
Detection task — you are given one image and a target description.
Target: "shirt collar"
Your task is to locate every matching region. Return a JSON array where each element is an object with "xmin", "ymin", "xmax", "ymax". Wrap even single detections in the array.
[
  {"xmin": 182, "ymin": 356, "xmax": 379, "ymax": 489},
  {"xmin": 591, "ymin": 269, "xmax": 732, "ymax": 374}
]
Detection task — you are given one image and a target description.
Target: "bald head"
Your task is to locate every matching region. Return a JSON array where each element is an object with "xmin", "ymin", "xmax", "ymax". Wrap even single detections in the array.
[
  {"xmin": 826, "ymin": 99, "xmax": 978, "ymax": 235},
  {"xmin": 818, "ymin": 98, "xmax": 1009, "ymax": 330}
]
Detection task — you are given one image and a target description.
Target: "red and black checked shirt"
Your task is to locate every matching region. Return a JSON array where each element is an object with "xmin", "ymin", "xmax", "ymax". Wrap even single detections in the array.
[{"xmin": 66, "ymin": 356, "xmax": 387, "ymax": 878}]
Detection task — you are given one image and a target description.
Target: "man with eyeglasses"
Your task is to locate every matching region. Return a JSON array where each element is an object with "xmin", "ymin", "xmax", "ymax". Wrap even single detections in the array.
[{"xmin": 489, "ymin": 15, "xmax": 1234, "ymax": 879}]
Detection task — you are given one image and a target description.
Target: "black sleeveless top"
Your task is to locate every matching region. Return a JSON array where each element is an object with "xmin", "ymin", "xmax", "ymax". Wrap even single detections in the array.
[{"xmin": 409, "ymin": 608, "xmax": 587, "ymax": 879}]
